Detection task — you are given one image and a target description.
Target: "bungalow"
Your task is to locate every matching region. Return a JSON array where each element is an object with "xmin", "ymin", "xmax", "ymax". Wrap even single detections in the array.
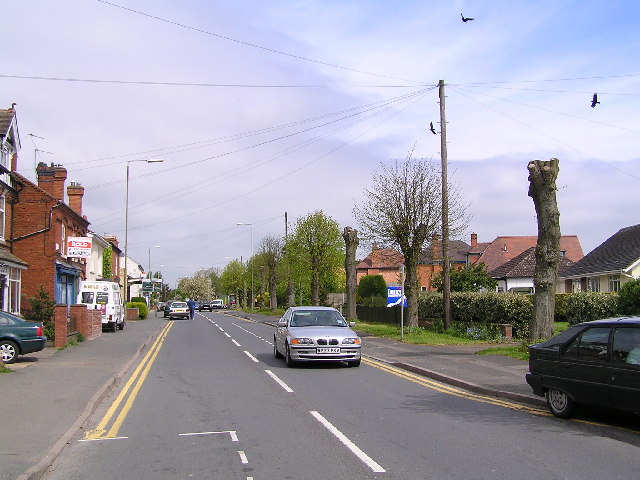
[{"xmin": 558, "ymin": 224, "xmax": 640, "ymax": 293}]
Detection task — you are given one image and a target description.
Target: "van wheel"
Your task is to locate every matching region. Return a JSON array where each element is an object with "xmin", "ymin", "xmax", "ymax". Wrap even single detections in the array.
[
  {"xmin": 110, "ymin": 321, "xmax": 117, "ymax": 332},
  {"xmin": 546, "ymin": 388, "xmax": 574, "ymax": 418},
  {"xmin": 118, "ymin": 320, "xmax": 125, "ymax": 330}
]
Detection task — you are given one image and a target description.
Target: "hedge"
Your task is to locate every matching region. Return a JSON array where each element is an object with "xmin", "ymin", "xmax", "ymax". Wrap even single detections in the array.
[
  {"xmin": 564, "ymin": 292, "xmax": 618, "ymax": 325},
  {"xmin": 126, "ymin": 301, "xmax": 148, "ymax": 319}
]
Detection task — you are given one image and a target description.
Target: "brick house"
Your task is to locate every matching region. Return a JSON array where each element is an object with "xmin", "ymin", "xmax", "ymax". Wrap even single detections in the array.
[
  {"xmin": 12, "ymin": 163, "xmax": 89, "ymax": 313},
  {"xmin": 417, "ymin": 234, "xmax": 470, "ymax": 291},
  {"xmin": 0, "ymin": 105, "xmax": 28, "ymax": 313},
  {"xmin": 558, "ymin": 224, "xmax": 640, "ymax": 293},
  {"xmin": 356, "ymin": 245, "xmax": 404, "ymax": 286}
]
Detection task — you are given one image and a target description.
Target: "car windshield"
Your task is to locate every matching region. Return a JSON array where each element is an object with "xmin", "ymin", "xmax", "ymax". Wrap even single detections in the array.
[{"xmin": 290, "ymin": 310, "xmax": 347, "ymax": 327}]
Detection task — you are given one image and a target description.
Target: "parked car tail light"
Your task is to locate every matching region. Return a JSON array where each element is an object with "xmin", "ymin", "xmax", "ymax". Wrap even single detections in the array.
[
  {"xmin": 36, "ymin": 325, "xmax": 43, "ymax": 336},
  {"xmin": 291, "ymin": 338, "xmax": 314, "ymax": 345},
  {"xmin": 342, "ymin": 338, "xmax": 361, "ymax": 345}
]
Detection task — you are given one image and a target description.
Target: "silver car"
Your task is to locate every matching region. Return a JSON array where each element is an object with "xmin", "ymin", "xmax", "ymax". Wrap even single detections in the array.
[{"xmin": 274, "ymin": 306, "xmax": 361, "ymax": 367}]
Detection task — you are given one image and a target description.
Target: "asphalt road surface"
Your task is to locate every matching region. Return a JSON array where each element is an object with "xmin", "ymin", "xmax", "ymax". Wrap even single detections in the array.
[{"xmin": 43, "ymin": 312, "xmax": 640, "ymax": 480}]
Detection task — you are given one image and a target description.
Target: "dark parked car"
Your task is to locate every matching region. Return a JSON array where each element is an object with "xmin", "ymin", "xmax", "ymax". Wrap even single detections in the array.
[
  {"xmin": 163, "ymin": 301, "xmax": 177, "ymax": 318},
  {"xmin": 0, "ymin": 312, "xmax": 47, "ymax": 364},
  {"xmin": 198, "ymin": 300, "xmax": 212, "ymax": 312},
  {"xmin": 526, "ymin": 317, "xmax": 640, "ymax": 418}
]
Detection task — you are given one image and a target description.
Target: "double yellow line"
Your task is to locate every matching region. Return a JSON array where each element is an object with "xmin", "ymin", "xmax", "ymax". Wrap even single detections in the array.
[
  {"xmin": 362, "ymin": 357, "xmax": 550, "ymax": 416},
  {"xmin": 84, "ymin": 322, "xmax": 173, "ymax": 440}
]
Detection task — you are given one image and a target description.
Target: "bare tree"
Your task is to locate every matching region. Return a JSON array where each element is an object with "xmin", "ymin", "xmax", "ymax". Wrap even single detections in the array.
[
  {"xmin": 258, "ymin": 235, "xmax": 283, "ymax": 311},
  {"xmin": 528, "ymin": 158, "xmax": 561, "ymax": 341},
  {"xmin": 354, "ymin": 155, "xmax": 467, "ymax": 327},
  {"xmin": 343, "ymin": 226, "xmax": 359, "ymax": 320}
]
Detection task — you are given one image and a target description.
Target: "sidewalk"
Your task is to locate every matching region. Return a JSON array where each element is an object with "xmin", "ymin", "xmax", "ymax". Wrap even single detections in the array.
[
  {"xmin": 230, "ymin": 310, "xmax": 546, "ymax": 408},
  {"xmin": 1, "ymin": 316, "xmax": 166, "ymax": 480}
]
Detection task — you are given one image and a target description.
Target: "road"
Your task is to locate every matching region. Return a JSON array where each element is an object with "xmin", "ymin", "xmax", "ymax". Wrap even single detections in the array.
[{"xmin": 44, "ymin": 312, "xmax": 640, "ymax": 480}]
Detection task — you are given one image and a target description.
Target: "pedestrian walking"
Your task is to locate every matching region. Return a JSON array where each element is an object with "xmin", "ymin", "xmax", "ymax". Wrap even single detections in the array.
[{"xmin": 187, "ymin": 298, "xmax": 197, "ymax": 320}]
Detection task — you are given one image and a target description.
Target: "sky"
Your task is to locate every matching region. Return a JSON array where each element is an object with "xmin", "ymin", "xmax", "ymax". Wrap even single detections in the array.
[{"xmin": 3, "ymin": 0, "xmax": 640, "ymax": 288}]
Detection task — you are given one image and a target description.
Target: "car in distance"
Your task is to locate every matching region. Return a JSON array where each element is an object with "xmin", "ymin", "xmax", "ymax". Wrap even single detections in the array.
[
  {"xmin": 526, "ymin": 317, "xmax": 640, "ymax": 418},
  {"xmin": 211, "ymin": 299, "xmax": 224, "ymax": 309},
  {"xmin": 163, "ymin": 301, "xmax": 177, "ymax": 318},
  {"xmin": 198, "ymin": 300, "xmax": 212, "ymax": 312},
  {"xmin": 0, "ymin": 312, "xmax": 47, "ymax": 364},
  {"xmin": 274, "ymin": 306, "xmax": 361, "ymax": 367},
  {"xmin": 168, "ymin": 301, "xmax": 190, "ymax": 320}
]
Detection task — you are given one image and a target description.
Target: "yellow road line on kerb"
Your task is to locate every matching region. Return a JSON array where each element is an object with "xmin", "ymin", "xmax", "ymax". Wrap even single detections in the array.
[
  {"xmin": 84, "ymin": 322, "xmax": 173, "ymax": 440},
  {"xmin": 361, "ymin": 357, "xmax": 550, "ymax": 416}
]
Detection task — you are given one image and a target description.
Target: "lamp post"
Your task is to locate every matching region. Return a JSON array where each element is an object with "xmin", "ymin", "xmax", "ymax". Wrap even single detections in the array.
[
  {"xmin": 124, "ymin": 158, "xmax": 163, "ymax": 303},
  {"xmin": 236, "ymin": 222, "xmax": 253, "ymax": 309},
  {"xmin": 148, "ymin": 245, "xmax": 160, "ymax": 279}
]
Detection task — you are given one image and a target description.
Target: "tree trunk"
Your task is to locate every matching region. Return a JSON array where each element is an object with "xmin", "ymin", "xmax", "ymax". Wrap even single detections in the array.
[
  {"xmin": 259, "ymin": 265, "xmax": 266, "ymax": 308},
  {"xmin": 528, "ymin": 158, "xmax": 561, "ymax": 341},
  {"xmin": 269, "ymin": 270, "xmax": 277, "ymax": 311},
  {"xmin": 311, "ymin": 267, "xmax": 320, "ymax": 306},
  {"xmin": 342, "ymin": 227, "xmax": 359, "ymax": 320}
]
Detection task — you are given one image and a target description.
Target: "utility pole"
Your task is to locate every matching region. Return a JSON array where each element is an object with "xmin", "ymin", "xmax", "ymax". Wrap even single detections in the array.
[{"xmin": 439, "ymin": 79, "xmax": 451, "ymax": 330}]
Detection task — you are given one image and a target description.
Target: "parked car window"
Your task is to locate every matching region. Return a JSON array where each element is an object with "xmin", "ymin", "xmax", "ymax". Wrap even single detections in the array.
[
  {"xmin": 540, "ymin": 326, "xmax": 581, "ymax": 350},
  {"xmin": 564, "ymin": 327, "xmax": 610, "ymax": 361},
  {"xmin": 612, "ymin": 328, "xmax": 640, "ymax": 365}
]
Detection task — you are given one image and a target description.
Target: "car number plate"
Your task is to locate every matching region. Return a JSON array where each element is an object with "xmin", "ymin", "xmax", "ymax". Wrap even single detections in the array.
[{"xmin": 317, "ymin": 347, "xmax": 340, "ymax": 354}]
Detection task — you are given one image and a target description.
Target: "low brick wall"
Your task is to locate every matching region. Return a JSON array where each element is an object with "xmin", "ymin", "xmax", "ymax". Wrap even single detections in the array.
[
  {"xmin": 55, "ymin": 304, "xmax": 102, "ymax": 347},
  {"xmin": 54, "ymin": 304, "xmax": 68, "ymax": 348},
  {"xmin": 127, "ymin": 308, "xmax": 139, "ymax": 321}
]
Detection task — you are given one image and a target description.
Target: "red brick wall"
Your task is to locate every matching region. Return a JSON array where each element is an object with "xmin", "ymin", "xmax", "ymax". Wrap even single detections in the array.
[{"xmin": 54, "ymin": 304, "xmax": 67, "ymax": 348}]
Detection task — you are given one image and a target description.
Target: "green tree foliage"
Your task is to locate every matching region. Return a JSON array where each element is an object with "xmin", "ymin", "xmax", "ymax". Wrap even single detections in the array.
[
  {"xmin": 220, "ymin": 260, "xmax": 246, "ymax": 301},
  {"xmin": 617, "ymin": 279, "xmax": 640, "ymax": 315},
  {"xmin": 357, "ymin": 275, "xmax": 387, "ymax": 298},
  {"xmin": 102, "ymin": 244, "xmax": 113, "ymax": 279},
  {"xmin": 288, "ymin": 210, "xmax": 344, "ymax": 305},
  {"xmin": 25, "ymin": 286, "xmax": 55, "ymax": 324},
  {"xmin": 431, "ymin": 264, "xmax": 497, "ymax": 292}
]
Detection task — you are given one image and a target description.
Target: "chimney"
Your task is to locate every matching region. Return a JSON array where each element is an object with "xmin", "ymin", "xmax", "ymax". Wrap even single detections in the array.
[
  {"xmin": 36, "ymin": 162, "xmax": 67, "ymax": 201},
  {"xmin": 471, "ymin": 233, "xmax": 477, "ymax": 247},
  {"xmin": 67, "ymin": 181, "xmax": 84, "ymax": 216},
  {"xmin": 431, "ymin": 233, "xmax": 440, "ymax": 260},
  {"xmin": 371, "ymin": 243, "xmax": 379, "ymax": 267}
]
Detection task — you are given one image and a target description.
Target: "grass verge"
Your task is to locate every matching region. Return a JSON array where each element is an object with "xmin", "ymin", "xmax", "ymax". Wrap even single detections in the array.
[
  {"xmin": 354, "ymin": 322, "xmax": 498, "ymax": 346},
  {"xmin": 0, "ymin": 364, "xmax": 12, "ymax": 374}
]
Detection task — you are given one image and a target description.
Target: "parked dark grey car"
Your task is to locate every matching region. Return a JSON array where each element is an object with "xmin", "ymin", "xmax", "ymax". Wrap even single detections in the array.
[
  {"xmin": 526, "ymin": 317, "xmax": 640, "ymax": 418},
  {"xmin": 0, "ymin": 312, "xmax": 47, "ymax": 364}
]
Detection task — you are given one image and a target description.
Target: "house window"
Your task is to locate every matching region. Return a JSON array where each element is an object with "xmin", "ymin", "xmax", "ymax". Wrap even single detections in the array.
[
  {"xmin": 589, "ymin": 277, "xmax": 600, "ymax": 292},
  {"xmin": 421, "ymin": 286, "xmax": 427, "ymax": 292},
  {"xmin": 0, "ymin": 195, "xmax": 5, "ymax": 240},
  {"xmin": 60, "ymin": 223, "xmax": 66, "ymax": 255},
  {"xmin": 572, "ymin": 279, "xmax": 581, "ymax": 293},
  {"xmin": 609, "ymin": 275, "xmax": 621, "ymax": 292},
  {"xmin": 8, "ymin": 267, "xmax": 20, "ymax": 313},
  {"xmin": 560, "ymin": 250, "xmax": 566, "ymax": 257}
]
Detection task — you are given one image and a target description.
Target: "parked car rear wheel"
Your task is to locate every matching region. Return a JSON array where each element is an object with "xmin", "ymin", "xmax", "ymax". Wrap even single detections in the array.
[
  {"xmin": 546, "ymin": 388, "xmax": 574, "ymax": 418},
  {"xmin": 0, "ymin": 340, "xmax": 19, "ymax": 364}
]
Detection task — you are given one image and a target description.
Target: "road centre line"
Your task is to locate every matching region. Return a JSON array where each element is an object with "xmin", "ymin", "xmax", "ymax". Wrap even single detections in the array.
[
  {"xmin": 179, "ymin": 430, "xmax": 239, "ymax": 442},
  {"xmin": 224, "ymin": 332, "xmax": 231, "ymax": 337},
  {"xmin": 310, "ymin": 411, "xmax": 385, "ymax": 474},
  {"xmin": 84, "ymin": 322, "xmax": 173, "ymax": 440},
  {"xmin": 265, "ymin": 369, "xmax": 294, "ymax": 392},
  {"xmin": 244, "ymin": 351, "xmax": 259, "ymax": 363},
  {"xmin": 232, "ymin": 339, "xmax": 241, "ymax": 347},
  {"xmin": 238, "ymin": 451, "xmax": 249, "ymax": 464}
]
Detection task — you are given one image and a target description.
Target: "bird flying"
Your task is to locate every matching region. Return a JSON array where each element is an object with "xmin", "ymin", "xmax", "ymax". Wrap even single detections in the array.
[
  {"xmin": 429, "ymin": 122, "xmax": 437, "ymax": 135},
  {"xmin": 461, "ymin": 13, "xmax": 474, "ymax": 22},
  {"xmin": 591, "ymin": 93, "xmax": 600, "ymax": 108}
]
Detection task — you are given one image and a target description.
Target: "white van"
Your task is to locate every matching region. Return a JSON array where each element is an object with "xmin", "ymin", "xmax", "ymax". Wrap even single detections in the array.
[{"xmin": 77, "ymin": 281, "xmax": 125, "ymax": 332}]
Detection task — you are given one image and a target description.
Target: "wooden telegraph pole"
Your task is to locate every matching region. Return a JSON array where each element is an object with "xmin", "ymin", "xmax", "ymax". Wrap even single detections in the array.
[{"xmin": 439, "ymin": 80, "xmax": 451, "ymax": 330}]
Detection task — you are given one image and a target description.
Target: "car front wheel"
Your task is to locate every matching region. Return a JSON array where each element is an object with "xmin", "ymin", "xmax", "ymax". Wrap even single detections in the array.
[
  {"xmin": 347, "ymin": 359, "xmax": 361, "ymax": 368},
  {"xmin": 546, "ymin": 388, "xmax": 574, "ymax": 418},
  {"xmin": 274, "ymin": 340, "xmax": 283, "ymax": 358},
  {"xmin": 0, "ymin": 340, "xmax": 19, "ymax": 364},
  {"xmin": 285, "ymin": 345, "xmax": 295, "ymax": 368}
]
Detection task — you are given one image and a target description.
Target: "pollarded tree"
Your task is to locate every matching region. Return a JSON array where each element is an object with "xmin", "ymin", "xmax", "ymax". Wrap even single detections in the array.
[
  {"xmin": 258, "ymin": 235, "xmax": 283, "ymax": 311},
  {"xmin": 354, "ymin": 155, "xmax": 468, "ymax": 327},
  {"xmin": 289, "ymin": 211, "xmax": 344, "ymax": 306}
]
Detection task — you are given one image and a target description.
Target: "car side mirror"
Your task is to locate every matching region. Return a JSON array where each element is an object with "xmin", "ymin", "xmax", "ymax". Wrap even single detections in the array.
[
  {"xmin": 349, "ymin": 321, "xmax": 356, "ymax": 327},
  {"xmin": 277, "ymin": 319, "xmax": 287, "ymax": 327}
]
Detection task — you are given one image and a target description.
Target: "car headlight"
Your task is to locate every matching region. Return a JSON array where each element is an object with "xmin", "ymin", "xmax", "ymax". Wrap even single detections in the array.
[
  {"xmin": 291, "ymin": 338, "xmax": 314, "ymax": 345},
  {"xmin": 342, "ymin": 338, "xmax": 361, "ymax": 345}
]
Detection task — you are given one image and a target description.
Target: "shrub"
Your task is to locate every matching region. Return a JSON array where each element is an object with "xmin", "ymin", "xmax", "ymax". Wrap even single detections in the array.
[
  {"xmin": 357, "ymin": 275, "xmax": 387, "ymax": 300},
  {"xmin": 25, "ymin": 286, "xmax": 55, "ymax": 341},
  {"xmin": 617, "ymin": 279, "xmax": 640, "ymax": 315},
  {"xmin": 564, "ymin": 292, "xmax": 618, "ymax": 325},
  {"xmin": 130, "ymin": 296, "xmax": 147, "ymax": 305},
  {"xmin": 360, "ymin": 295, "xmax": 388, "ymax": 307},
  {"xmin": 126, "ymin": 301, "xmax": 148, "ymax": 319}
]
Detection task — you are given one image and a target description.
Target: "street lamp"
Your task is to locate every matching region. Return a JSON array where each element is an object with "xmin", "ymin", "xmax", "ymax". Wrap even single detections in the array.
[
  {"xmin": 236, "ymin": 222, "xmax": 253, "ymax": 309},
  {"xmin": 124, "ymin": 158, "xmax": 163, "ymax": 303},
  {"xmin": 148, "ymin": 245, "xmax": 160, "ymax": 278}
]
